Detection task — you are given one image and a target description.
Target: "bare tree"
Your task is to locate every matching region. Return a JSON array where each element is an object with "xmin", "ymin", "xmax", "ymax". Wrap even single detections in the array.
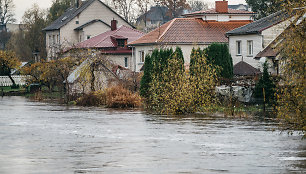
[
  {"xmin": 0, "ymin": 0, "xmax": 16, "ymax": 27},
  {"xmin": 136, "ymin": 0, "xmax": 153, "ymax": 27},
  {"xmin": 188, "ymin": 0, "xmax": 208, "ymax": 12},
  {"xmin": 158, "ymin": 0, "xmax": 190, "ymax": 18},
  {"xmin": 111, "ymin": 0, "xmax": 137, "ymax": 23}
]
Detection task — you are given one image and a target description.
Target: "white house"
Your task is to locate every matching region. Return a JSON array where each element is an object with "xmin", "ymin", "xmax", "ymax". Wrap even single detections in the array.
[
  {"xmin": 226, "ymin": 11, "xmax": 292, "ymax": 71},
  {"xmin": 129, "ymin": 1, "xmax": 255, "ymax": 72},
  {"xmin": 182, "ymin": 1, "xmax": 255, "ymax": 21},
  {"xmin": 43, "ymin": 0, "xmax": 132, "ymax": 60}
]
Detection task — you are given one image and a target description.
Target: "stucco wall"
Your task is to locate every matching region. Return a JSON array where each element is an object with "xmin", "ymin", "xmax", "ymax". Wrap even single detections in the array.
[
  {"xmin": 46, "ymin": 30, "xmax": 60, "ymax": 60},
  {"xmin": 261, "ymin": 19, "xmax": 290, "ymax": 47},
  {"xmin": 81, "ymin": 22, "xmax": 110, "ymax": 42},
  {"xmin": 202, "ymin": 14, "xmax": 253, "ymax": 21},
  {"xmin": 229, "ymin": 34, "xmax": 262, "ymax": 68}
]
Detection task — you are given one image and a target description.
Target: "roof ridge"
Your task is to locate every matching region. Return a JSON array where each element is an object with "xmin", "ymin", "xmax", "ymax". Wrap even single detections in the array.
[{"xmin": 157, "ymin": 18, "xmax": 177, "ymax": 42}]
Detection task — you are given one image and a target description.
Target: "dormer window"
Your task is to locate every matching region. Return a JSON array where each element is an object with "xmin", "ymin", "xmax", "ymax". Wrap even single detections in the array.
[{"xmin": 117, "ymin": 39, "xmax": 125, "ymax": 47}]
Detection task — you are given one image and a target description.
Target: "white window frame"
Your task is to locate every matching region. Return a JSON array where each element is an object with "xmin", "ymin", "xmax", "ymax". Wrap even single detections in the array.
[
  {"xmin": 236, "ymin": 40, "xmax": 242, "ymax": 55},
  {"xmin": 139, "ymin": 51, "xmax": 145, "ymax": 63},
  {"xmin": 247, "ymin": 40, "xmax": 253, "ymax": 56}
]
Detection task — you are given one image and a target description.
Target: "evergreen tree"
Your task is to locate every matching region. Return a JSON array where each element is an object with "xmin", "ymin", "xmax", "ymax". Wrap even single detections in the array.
[
  {"xmin": 254, "ymin": 61, "xmax": 276, "ymax": 105},
  {"xmin": 140, "ymin": 54, "xmax": 153, "ymax": 98},
  {"xmin": 204, "ymin": 43, "xmax": 233, "ymax": 79}
]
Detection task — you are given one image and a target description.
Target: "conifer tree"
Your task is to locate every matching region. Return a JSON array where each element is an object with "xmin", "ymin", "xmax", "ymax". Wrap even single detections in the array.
[
  {"xmin": 254, "ymin": 61, "xmax": 276, "ymax": 105},
  {"xmin": 204, "ymin": 43, "xmax": 233, "ymax": 79},
  {"xmin": 140, "ymin": 54, "xmax": 153, "ymax": 98}
]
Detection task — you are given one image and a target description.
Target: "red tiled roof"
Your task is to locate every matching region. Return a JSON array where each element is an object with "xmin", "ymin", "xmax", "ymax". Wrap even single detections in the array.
[
  {"xmin": 129, "ymin": 18, "xmax": 251, "ymax": 45},
  {"xmin": 183, "ymin": 8, "xmax": 255, "ymax": 16},
  {"xmin": 75, "ymin": 25, "xmax": 144, "ymax": 48}
]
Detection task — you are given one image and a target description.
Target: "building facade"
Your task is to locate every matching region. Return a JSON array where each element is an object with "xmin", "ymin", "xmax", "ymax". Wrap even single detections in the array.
[{"xmin": 43, "ymin": 0, "xmax": 132, "ymax": 60}]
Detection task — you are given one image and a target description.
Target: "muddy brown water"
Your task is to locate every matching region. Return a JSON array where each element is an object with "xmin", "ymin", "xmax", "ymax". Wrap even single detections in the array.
[{"xmin": 0, "ymin": 96, "xmax": 305, "ymax": 174}]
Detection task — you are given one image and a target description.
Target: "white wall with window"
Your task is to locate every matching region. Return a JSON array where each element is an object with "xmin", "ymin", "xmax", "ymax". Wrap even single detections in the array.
[{"xmin": 228, "ymin": 34, "xmax": 262, "ymax": 68}]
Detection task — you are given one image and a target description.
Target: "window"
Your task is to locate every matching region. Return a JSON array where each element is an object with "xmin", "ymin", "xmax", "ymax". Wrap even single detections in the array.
[
  {"xmin": 139, "ymin": 51, "xmax": 145, "ymax": 63},
  {"xmin": 247, "ymin": 40, "xmax": 253, "ymax": 56},
  {"xmin": 56, "ymin": 35, "xmax": 59, "ymax": 44},
  {"xmin": 236, "ymin": 40, "xmax": 241, "ymax": 55},
  {"xmin": 124, "ymin": 57, "xmax": 128, "ymax": 68},
  {"xmin": 117, "ymin": 39, "xmax": 125, "ymax": 47},
  {"xmin": 87, "ymin": 35, "xmax": 91, "ymax": 40},
  {"xmin": 76, "ymin": 21, "xmax": 79, "ymax": 24},
  {"xmin": 49, "ymin": 35, "xmax": 52, "ymax": 46},
  {"xmin": 52, "ymin": 35, "xmax": 55, "ymax": 45}
]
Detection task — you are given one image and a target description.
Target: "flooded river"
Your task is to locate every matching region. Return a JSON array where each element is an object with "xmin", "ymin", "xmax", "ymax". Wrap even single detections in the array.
[{"xmin": 0, "ymin": 96, "xmax": 305, "ymax": 174}]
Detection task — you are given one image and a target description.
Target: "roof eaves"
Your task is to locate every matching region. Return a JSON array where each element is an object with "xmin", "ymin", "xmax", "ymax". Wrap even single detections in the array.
[{"xmin": 74, "ymin": 19, "xmax": 111, "ymax": 30}]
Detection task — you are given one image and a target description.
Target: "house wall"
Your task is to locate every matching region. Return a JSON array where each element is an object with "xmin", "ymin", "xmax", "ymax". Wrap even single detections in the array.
[
  {"xmin": 261, "ymin": 19, "xmax": 290, "ymax": 47},
  {"xmin": 49, "ymin": 0, "xmax": 131, "ymax": 59},
  {"xmin": 107, "ymin": 54, "xmax": 133, "ymax": 70},
  {"xmin": 133, "ymin": 44, "xmax": 209, "ymax": 72},
  {"xmin": 80, "ymin": 22, "xmax": 110, "ymax": 42},
  {"xmin": 46, "ymin": 30, "xmax": 60, "ymax": 61},
  {"xmin": 202, "ymin": 14, "xmax": 253, "ymax": 22},
  {"xmin": 229, "ymin": 34, "xmax": 262, "ymax": 68}
]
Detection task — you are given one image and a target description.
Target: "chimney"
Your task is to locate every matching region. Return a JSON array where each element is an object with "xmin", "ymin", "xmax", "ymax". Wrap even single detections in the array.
[
  {"xmin": 111, "ymin": 19, "xmax": 117, "ymax": 31},
  {"xmin": 215, "ymin": 0, "xmax": 228, "ymax": 13},
  {"xmin": 76, "ymin": 0, "xmax": 82, "ymax": 8}
]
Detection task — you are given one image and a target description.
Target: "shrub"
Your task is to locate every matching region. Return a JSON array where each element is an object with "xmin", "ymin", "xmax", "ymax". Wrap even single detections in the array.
[
  {"xmin": 76, "ymin": 90, "xmax": 106, "ymax": 106},
  {"xmin": 106, "ymin": 85, "xmax": 142, "ymax": 108},
  {"xmin": 76, "ymin": 85, "xmax": 142, "ymax": 108}
]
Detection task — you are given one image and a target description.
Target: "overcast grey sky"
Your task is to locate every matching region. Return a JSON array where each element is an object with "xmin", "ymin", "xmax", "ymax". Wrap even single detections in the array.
[{"xmin": 13, "ymin": 0, "xmax": 246, "ymax": 23}]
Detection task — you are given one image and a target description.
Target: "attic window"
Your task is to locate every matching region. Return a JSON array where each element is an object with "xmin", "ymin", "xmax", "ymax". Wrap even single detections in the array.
[
  {"xmin": 117, "ymin": 39, "xmax": 125, "ymax": 47},
  {"xmin": 76, "ymin": 21, "xmax": 79, "ymax": 24}
]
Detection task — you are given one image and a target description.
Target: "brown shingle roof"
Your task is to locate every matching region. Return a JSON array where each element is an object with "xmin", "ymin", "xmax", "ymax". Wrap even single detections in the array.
[
  {"xmin": 129, "ymin": 18, "xmax": 251, "ymax": 45},
  {"xmin": 233, "ymin": 61, "xmax": 261, "ymax": 76}
]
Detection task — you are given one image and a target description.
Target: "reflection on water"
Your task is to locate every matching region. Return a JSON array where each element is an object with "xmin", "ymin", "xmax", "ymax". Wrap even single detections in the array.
[{"xmin": 0, "ymin": 96, "xmax": 305, "ymax": 174}]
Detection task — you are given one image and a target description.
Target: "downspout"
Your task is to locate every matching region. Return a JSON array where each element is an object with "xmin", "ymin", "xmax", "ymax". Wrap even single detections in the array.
[{"xmin": 132, "ymin": 47, "xmax": 135, "ymax": 72}]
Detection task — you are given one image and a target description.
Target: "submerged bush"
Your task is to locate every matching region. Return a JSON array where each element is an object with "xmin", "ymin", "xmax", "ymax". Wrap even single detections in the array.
[
  {"xmin": 106, "ymin": 85, "xmax": 142, "ymax": 108},
  {"xmin": 76, "ymin": 85, "xmax": 142, "ymax": 108}
]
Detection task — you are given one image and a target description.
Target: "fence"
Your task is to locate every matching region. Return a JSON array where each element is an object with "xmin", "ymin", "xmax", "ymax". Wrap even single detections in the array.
[{"xmin": 0, "ymin": 76, "xmax": 28, "ymax": 87}]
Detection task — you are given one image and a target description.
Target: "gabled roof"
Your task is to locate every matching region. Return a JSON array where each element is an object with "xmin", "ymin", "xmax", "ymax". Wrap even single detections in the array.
[
  {"xmin": 228, "ymin": 4, "xmax": 249, "ymax": 10},
  {"xmin": 137, "ymin": 5, "xmax": 171, "ymax": 22},
  {"xmin": 183, "ymin": 8, "xmax": 255, "ymax": 17},
  {"xmin": 75, "ymin": 25, "xmax": 144, "ymax": 48},
  {"xmin": 226, "ymin": 10, "xmax": 290, "ymax": 36},
  {"xmin": 233, "ymin": 61, "xmax": 261, "ymax": 76},
  {"xmin": 129, "ymin": 18, "xmax": 251, "ymax": 45},
  {"xmin": 43, "ymin": 0, "xmax": 133, "ymax": 31},
  {"xmin": 74, "ymin": 19, "xmax": 110, "ymax": 30}
]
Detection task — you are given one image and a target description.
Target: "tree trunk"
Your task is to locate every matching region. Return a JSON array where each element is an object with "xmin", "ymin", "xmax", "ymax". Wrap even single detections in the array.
[{"xmin": 8, "ymin": 74, "xmax": 16, "ymax": 86}]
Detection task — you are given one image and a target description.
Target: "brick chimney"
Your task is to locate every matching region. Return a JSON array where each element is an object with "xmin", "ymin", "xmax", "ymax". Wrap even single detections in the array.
[
  {"xmin": 215, "ymin": 0, "xmax": 228, "ymax": 13},
  {"xmin": 111, "ymin": 19, "xmax": 117, "ymax": 31}
]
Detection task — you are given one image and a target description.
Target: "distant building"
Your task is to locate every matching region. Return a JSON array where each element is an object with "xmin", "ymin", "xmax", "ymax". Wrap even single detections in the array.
[
  {"xmin": 228, "ymin": 4, "xmax": 249, "ymax": 11},
  {"xmin": 182, "ymin": 1, "xmax": 255, "ymax": 21},
  {"xmin": 136, "ymin": 5, "xmax": 172, "ymax": 31},
  {"xmin": 43, "ymin": 0, "xmax": 133, "ymax": 60}
]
